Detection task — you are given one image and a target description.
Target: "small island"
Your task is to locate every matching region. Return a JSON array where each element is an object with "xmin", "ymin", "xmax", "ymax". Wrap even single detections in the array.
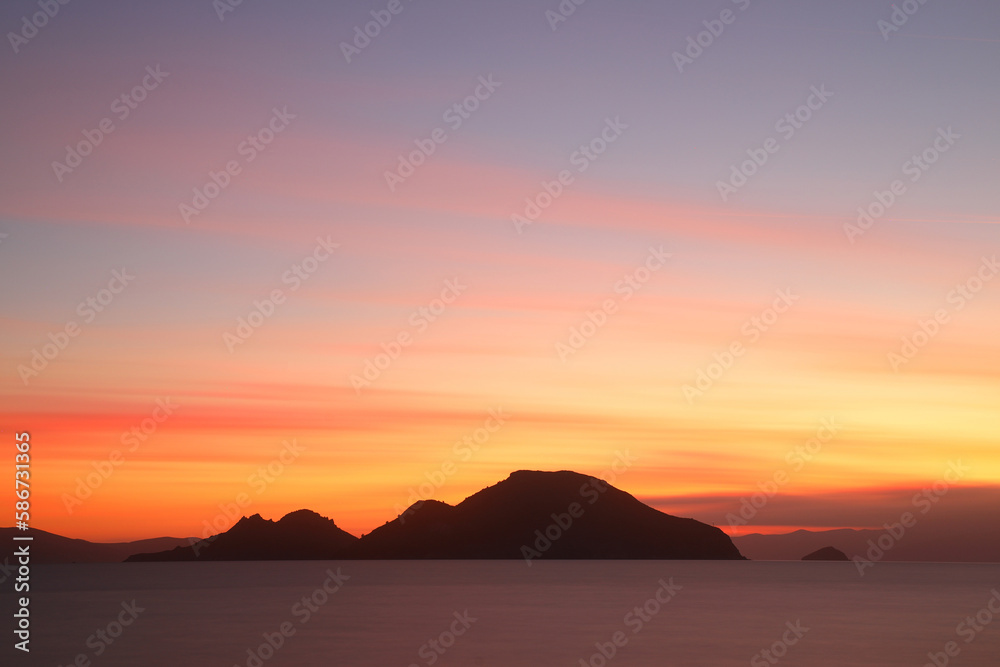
[{"xmin": 802, "ymin": 546, "xmax": 849, "ymax": 561}]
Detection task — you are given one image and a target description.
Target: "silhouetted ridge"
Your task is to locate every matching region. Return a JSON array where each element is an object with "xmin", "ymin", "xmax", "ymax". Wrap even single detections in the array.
[
  {"xmin": 353, "ymin": 469, "xmax": 744, "ymax": 560},
  {"xmin": 126, "ymin": 509, "xmax": 358, "ymax": 561},
  {"xmin": 126, "ymin": 470, "xmax": 744, "ymax": 561}
]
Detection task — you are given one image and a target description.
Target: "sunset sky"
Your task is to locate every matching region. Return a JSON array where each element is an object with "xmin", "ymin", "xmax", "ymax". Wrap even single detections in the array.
[{"xmin": 2, "ymin": 0, "xmax": 998, "ymax": 542}]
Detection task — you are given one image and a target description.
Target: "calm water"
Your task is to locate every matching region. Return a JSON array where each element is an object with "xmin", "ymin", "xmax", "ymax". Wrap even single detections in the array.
[{"xmin": 5, "ymin": 561, "xmax": 999, "ymax": 666}]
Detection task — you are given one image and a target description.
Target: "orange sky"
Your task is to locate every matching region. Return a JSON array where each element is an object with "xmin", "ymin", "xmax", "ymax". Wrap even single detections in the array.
[{"xmin": 2, "ymin": 0, "xmax": 998, "ymax": 543}]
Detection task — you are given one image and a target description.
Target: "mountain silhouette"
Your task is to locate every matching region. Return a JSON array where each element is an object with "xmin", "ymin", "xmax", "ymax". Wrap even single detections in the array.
[
  {"xmin": 126, "ymin": 509, "xmax": 357, "ymax": 561},
  {"xmin": 354, "ymin": 470, "xmax": 743, "ymax": 559},
  {"xmin": 0, "ymin": 527, "xmax": 194, "ymax": 563},
  {"xmin": 127, "ymin": 470, "xmax": 744, "ymax": 561}
]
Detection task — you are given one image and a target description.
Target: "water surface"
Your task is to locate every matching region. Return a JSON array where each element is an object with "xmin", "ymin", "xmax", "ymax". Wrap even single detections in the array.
[{"xmin": 6, "ymin": 561, "xmax": 999, "ymax": 666}]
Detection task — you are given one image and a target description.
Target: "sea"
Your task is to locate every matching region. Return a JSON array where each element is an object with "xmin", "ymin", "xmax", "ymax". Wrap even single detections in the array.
[{"xmin": 6, "ymin": 561, "xmax": 999, "ymax": 666}]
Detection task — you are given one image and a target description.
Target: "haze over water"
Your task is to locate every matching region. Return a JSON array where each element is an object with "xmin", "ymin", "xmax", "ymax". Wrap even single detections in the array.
[{"xmin": 14, "ymin": 561, "xmax": 1000, "ymax": 666}]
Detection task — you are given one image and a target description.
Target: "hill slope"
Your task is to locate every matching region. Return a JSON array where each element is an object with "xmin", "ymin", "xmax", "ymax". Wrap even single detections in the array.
[
  {"xmin": 0, "ymin": 528, "xmax": 194, "ymax": 563},
  {"xmin": 353, "ymin": 470, "xmax": 744, "ymax": 560}
]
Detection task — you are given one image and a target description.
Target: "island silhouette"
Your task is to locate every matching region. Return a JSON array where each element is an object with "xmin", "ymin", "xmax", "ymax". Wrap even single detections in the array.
[
  {"xmin": 126, "ymin": 470, "xmax": 745, "ymax": 561},
  {"xmin": 5, "ymin": 471, "xmax": 997, "ymax": 564},
  {"xmin": 801, "ymin": 546, "xmax": 849, "ymax": 561}
]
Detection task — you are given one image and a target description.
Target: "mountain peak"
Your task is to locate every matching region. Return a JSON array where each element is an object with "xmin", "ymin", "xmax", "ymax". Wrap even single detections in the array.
[
  {"xmin": 126, "ymin": 509, "xmax": 357, "ymax": 562},
  {"xmin": 232, "ymin": 513, "xmax": 267, "ymax": 528},
  {"xmin": 278, "ymin": 509, "xmax": 336, "ymax": 526},
  {"xmin": 508, "ymin": 469, "xmax": 581, "ymax": 479}
]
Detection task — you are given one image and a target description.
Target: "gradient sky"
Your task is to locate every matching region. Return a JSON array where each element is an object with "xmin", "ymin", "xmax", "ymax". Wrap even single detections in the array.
[{"xmin": 1, "ymin": 0, "xmax": 998, "ymax": 541}]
